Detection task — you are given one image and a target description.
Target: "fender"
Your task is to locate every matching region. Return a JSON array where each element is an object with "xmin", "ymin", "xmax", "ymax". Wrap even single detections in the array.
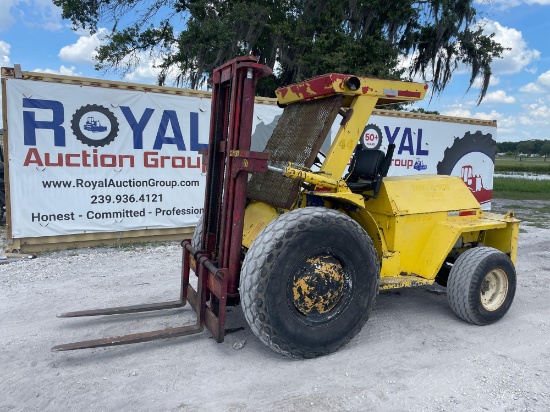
[{"xmin": 242, "ymin": 201, "xmax": 281, "ymax": 248}]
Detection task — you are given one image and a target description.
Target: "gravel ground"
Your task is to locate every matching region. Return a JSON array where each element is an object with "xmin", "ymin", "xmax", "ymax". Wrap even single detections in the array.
[{"xmin": 1, "ymin": 200, "xmax": 550, "ymax": 412}]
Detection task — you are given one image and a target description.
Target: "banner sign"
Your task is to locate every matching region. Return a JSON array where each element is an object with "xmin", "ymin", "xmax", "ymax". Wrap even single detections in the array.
[{"xmin": 5, "ymin": 76, "xmax": 495, "ymax": 238}]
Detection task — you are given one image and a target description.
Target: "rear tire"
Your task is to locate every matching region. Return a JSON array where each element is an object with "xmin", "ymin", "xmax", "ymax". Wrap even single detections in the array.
[
  {"xmin": 240, "ymin": 207, "xmax": 380, "ymax": 358},
  {"xmin": 447, "ymin": 247, "xmax": 516, "ymax": 325}
]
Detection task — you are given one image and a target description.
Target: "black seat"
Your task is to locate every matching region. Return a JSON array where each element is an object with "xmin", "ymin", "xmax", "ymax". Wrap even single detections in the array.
[{"xmin": 346, "ymin": 144, "xmax": 395, "ymax": 198}]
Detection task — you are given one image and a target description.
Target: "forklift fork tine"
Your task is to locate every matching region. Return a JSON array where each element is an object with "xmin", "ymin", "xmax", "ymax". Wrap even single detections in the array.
[
  {"xmin": 51, "ymin": 322, "xmax": 203, "ymax": 351},
  {"xmin": 57, "ymin": 300, "xmax": 186, "ymax": 318}
]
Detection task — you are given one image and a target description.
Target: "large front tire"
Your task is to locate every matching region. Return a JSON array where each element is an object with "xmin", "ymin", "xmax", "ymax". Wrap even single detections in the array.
[
  {"xmin": 447, "ymin": 247, "xmax": 516, "ymax": 325},
  {"xmin": 240, "ymin": 207, "xmax": 380, "ymax": 358}
]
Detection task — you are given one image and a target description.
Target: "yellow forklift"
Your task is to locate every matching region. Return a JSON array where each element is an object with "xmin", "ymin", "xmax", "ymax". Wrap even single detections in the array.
[{"xmin": 55, "ymin": 57, "xmax": 519, "ymax": 359}]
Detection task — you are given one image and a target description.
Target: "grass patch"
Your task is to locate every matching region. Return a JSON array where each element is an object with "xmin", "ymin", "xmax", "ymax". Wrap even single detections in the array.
[
  {"xmin": 493, "ymin": 177, "xmax": 550, "ymax": 200},
  {"xmin": 495, "ymin": 157, "xmax": 550, "ymax": 174}
]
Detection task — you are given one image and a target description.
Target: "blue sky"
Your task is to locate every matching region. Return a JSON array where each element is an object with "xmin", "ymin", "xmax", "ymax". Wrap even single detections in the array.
[{"xmin": 1, "ymin": 0, "xmax": 550, "ymax": 143}]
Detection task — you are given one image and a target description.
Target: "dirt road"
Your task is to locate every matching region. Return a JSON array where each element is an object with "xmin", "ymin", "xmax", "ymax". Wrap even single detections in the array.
[{"xmin": 1, "ymin": 200, "xmax": 550, "ymax": 411}]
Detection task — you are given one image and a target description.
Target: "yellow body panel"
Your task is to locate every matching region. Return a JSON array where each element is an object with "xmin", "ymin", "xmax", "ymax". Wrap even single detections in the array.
[
  {"xmin": 366, "ymin": 175, "xmax": 481, "ymax": 216},
  {"xmin": 357, "ymin": 175, "xmax": 519, "ymax": 286},
  {"xmin": 242, "ymin": 202, "xmax": 280, "ymax": 249},
  {"xmin": 243, "ymin": 74, "xmax": 519, "ymax": 291},
  {"xmin": 480, "ymin": 212, "xmax": 520, "ymax": 264},
  {"xmin": 243, "ymin": 174, "xmax": 519, "ymax": 290}
]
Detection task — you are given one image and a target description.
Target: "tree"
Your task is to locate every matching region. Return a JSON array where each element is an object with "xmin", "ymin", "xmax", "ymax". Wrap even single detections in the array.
[
  {"xmin": 409, "ymin": 108, "xmax": 441, "ymax": 115},
  {"xmin": 54, "ymin": 0, "xmax": 503, "ymax": 101},
  {"xmin": 516, "ymin": 140, "xmax": 535, "ymax": 155},
  {"xmin": 540, "ymin": 142, "xmax": 550, "ymax": 161},
  {"xmin": 533, "ymin": 139, "xmax": 545, "ymax": 155},
  {"xmin": 496, "ymin": 141, "xmax": 518, "ymax": 154}
]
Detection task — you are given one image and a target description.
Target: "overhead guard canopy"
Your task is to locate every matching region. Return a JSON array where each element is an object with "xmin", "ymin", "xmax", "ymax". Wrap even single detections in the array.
[{"xmin": 275, "ymin": 73, "xmax": 428, "ymax": 106}]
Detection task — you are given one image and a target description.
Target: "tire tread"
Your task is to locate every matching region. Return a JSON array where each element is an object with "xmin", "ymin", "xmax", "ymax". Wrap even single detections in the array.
[
  {"xmin": 240, "ymin": 207, "xmax": 379, "ymax": 358},
  {"xmin": 447, "ymin": 246, "xmax": 514, "ymax": 325}
]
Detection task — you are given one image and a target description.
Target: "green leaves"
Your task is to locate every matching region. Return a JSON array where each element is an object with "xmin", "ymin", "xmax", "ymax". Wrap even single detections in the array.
[{"xmin": 55, "ymin": 0, "xmax": 503, "ymax": 102}]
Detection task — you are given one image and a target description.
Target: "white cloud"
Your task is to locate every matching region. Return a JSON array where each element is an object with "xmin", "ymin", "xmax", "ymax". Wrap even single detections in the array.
[
  {"xmin": 123, "ymin": 58, "xmax": 186, "ymax": 87},
  {"xmin": 538, "ymin": 70, "xmax": 550, "ymax": 87},
  {"xmin": 442, "ymin": 105, "xmax": 516, "ymax": 130},
  {"xmin": 519, "ymin": 70, "xmax": 550, "ymax": 93},
  {"xmin": 441, "ymin": 107, "xmax": 473, "ymax": 118},
  {"xmin": 0, "ymin": 0, "xmax": 20, "ymax": 31},
  {"xmin": 518, "ymin": 115, "xmax": 535, "ymax": 125},
  {"xmin": 471, "ymin": 110, "xmax": 517, "ymax": 138},
  {"xmin": 496, "ymin": 129, "xmax": 514, "ymax": 137},
  {"xmin": 480, "ymin": 0, "xmax": 519, "ymax": 10},
  {"xmin": 516, "ymin": 102, "xmax": 550, "ymax": 127},
  {"xmin": 124, "ymin": 60, "xmax": 160, "ymax": 84},
  {"xmin": 59, "ymin": 31, "xmax": 181, "ymax": 87},
  {"xmin": 519, "ymin": 82, "xmax": 544, "ymax": 93},
  {"xmin": 122, "ymin": 48, "xmax": 183, "ymax": 86},
  {"xmin": 401, "ymin": 19, "xmax": 539, "ymax": 99},
  {"xmin": 481, "ymin": 90, "xmax": 516, "ymax": 104},
  {"xmin": 0, "ymin": 0, "xmax": 62, "ymax": 32},
  {"xmin": 0, "ymin": 40, "xmax": 11, "ymax": 66},
  {"xmin": 0, "ymin": 40, "xmax": 10, "ymax": 127},
  {"xmin": 33, "ymin": 65, "xmax": 82, "ymax": 76},
  {"xmin": 480, "ymin": 0, "xmax": 550, "ymax": 9},
  {"xmin": 30, "ymin": 0, "xmax": 63, "ymax": 31},
  {"xmin": 528, "ymin": 103, "xmax": 550, "ymax": 119},
  {"xmin": 462, "ymin": 114, "xmax": 516, "ymax": 139},
  {"xmin": 59, "ymin": 28, "xmax": 109, "ymax": 65},
  {"xmin": 480, "ymin": 19, "xmax": 540, "ymax": 75},
  {"xmin": 476, "ymin": 111, "xmax": 516, "ymax": 129},
  {"xmin": 396, "ymin": 51, "xmax": 434, "ymax": 83},
  {"xmin": 471, "ymin": 75, "xmax": 500, "ymax": 89}
]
